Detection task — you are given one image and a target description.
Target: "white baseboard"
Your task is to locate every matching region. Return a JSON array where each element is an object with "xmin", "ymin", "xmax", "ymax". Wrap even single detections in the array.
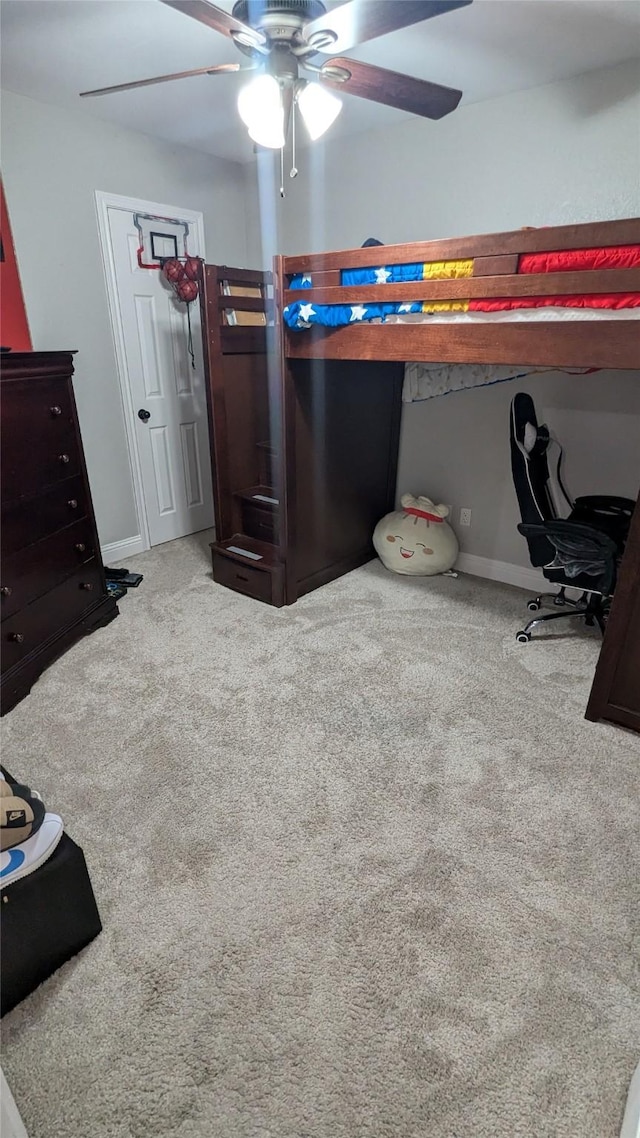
[
  {"xmin": 100, "ymin": 535, "xmax": 147, "ymax": 563},
  {"xmin": 1, "ymin": 1069, "xmax": 29, "ymax": 1138},
  {"xmin": 621, "ymin": 1059, "xmax": 640, "ymax": 1138},
  {"xmin": 455, "ymin": 551, "xmax": 547, "ymax": 594}
]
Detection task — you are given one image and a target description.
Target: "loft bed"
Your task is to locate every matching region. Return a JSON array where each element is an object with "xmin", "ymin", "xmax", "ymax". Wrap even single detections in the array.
[
  {"xmin": 279, "ymin": 218, "xmax": 640, "ymax": 369},
  {"xmin": 199, "ymin": 218, "xmax": 640, "ymax": 617}
]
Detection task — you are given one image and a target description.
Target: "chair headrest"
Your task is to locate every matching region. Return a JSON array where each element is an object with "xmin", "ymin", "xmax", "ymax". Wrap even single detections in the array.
[{"xmin": 512, "ymin": 393, "xmax": 550, "ymax": 460}]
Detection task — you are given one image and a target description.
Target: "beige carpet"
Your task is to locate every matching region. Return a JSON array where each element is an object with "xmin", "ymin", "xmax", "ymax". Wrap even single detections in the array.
[{"xmin": 2, "ymin": 532, "xmax": 638, "ymax": 1138}]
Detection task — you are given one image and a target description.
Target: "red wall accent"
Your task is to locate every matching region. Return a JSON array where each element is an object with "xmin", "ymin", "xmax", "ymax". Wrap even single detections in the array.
[{"xmin": 1, "ymin": 180, "xmax": 32, "ymax": 351}]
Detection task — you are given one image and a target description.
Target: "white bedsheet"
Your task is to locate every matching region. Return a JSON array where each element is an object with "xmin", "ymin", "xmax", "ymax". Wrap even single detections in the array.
[
  {"xmin": 398, "ymin": 307, "xmax": 639, "ymax": 402},
  {"xmin": 402, "ymin": 362, "xmax": 533, "ymax": 402},
  {"xmin": 389, "ymin": 307, "xmax": 640, "ymax": 326}
]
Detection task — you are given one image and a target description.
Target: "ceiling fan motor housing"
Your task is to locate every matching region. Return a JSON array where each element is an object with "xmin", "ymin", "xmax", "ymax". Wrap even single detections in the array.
[{"xmin": 231, "ymin": 0, "xmax": 328, "ymax": 55}]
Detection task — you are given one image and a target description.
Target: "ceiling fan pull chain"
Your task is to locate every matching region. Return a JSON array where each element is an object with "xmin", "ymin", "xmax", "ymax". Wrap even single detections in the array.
[{"xmin": 290, "ymin": 101, "xmax": 298, "ymax": 180}]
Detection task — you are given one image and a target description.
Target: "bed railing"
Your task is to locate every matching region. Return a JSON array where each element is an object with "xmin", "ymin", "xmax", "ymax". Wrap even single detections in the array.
[
  {"xmin": 277, "ymin": 219, "xmax": 640, "ymax": 369},
  {"xmin": 282, "ymin": 218, "xmax": 640, "ymax": 275}
]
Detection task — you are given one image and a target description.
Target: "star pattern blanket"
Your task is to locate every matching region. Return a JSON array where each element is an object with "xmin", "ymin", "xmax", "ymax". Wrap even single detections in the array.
[{"xmin": 285, "ymin": 259, "xmax": 473, "ymax": 328}]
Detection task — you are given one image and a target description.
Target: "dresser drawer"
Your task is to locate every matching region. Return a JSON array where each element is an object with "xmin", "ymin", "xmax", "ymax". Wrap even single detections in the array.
[
  {"xmin": 1, "ymin": 476, "xmax": 87, "ymax": 556},
  {"xmin": 1, "ymin": 561, "xmax": 105, "ymax": 675},
  {"xmin": 1, "ymin": 519, "xmax": 97, "ymax": 621},
  {"xmin": 1, "ymin": 378, "xmax": 81, "ymax": 501}
]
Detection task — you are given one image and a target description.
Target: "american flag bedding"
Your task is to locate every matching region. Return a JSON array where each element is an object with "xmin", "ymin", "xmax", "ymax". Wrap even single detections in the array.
[{"xmin": 283, "ymin": 245, "xmax": 640, "ymax": 330}]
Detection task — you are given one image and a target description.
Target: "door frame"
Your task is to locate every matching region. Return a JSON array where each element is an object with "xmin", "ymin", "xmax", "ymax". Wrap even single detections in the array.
[{"xmin": 95, "ymin": 190, "xmax": 207, "ymax": 554}]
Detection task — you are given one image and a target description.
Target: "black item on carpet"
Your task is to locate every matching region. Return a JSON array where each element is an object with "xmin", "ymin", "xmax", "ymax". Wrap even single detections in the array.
[
  {"xmin": 1, "ymin": 766, "xmax": 102, "ymax": 1017},
  {"xmin": 105, "ymin": 567, "xmax": 144, "ymax": 601}
]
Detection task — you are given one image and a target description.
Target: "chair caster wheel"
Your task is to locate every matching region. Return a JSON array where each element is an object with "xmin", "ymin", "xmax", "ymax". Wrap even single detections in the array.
[
  {"xmin": 516, "ymin": 630, "xmax": 531, "ymax": 643},
  {"xmin": 553, "ymin": 596, "xmax": 565, "ymax": 606},
  {"xmin": 527, "ymin": 600, "xmax": 540, "ymax": 611}
]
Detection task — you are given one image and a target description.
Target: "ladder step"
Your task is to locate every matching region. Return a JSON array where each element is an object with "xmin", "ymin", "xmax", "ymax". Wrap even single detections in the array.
[
  {"xmin": 211, "ymin": 533, "xmax": 279, "ymax": 568},
  {"xmin": 235, "ymin": 485, "xmax": 279, "ymax": 509}
]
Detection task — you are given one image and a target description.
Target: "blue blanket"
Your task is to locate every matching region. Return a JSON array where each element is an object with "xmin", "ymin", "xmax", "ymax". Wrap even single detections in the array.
[{"xmin": 285, "ymin": 264, "xmax": 424, "ymax": 330}]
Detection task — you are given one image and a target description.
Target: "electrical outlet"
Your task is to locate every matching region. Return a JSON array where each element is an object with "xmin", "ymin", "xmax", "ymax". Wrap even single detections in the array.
[{"xmin": 459, "ymin": 508, "xmax": 472, "ymax": 527}]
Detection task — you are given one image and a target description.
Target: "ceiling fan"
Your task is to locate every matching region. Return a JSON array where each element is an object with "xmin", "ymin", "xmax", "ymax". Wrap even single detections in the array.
[{"xmin": 81, "ymin": 0, "xmax": 472, "ymax": 153}]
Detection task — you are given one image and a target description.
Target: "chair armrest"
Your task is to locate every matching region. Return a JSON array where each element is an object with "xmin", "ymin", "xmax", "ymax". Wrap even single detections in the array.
[
  {"xmin": 519, "ymin": 519, "xmax": 618, "ymax": 551},
  {"xmin": 518, "ymin": 519, "xmax": 618, "ymax": 593},
  {"xmin": 574, "ymin": 495, "xmax": 636, "ymax": 516}
]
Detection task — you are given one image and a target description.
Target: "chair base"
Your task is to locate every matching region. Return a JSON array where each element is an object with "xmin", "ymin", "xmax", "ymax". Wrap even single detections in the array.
[{"xmin": 516, "ymin": 586, "xmax": 609, "ymax": 642}]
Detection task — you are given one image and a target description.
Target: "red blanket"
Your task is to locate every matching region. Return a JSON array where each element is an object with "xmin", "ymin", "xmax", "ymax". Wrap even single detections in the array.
[
  {"xmin": 518, "ymin": 244, "xmax": 640, "ymax": 274},
  {"xmin": 471, "ymin": 243, "xmax": 640, "ymax": 311},
  {"xmin": 471, "ymin": 294, "xmax": 640, "ymax": 312}
]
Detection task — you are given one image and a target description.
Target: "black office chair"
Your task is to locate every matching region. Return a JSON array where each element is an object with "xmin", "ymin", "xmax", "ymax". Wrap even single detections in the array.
[{"xmin": 509, "ymin": 392, "xmax": 635, "ymax": 641}]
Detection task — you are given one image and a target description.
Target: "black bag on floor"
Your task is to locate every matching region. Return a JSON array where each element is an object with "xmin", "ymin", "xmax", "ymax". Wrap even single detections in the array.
[{"xmin": 1, "ymin": 767, "xmax": 102, "ymax": 1017}]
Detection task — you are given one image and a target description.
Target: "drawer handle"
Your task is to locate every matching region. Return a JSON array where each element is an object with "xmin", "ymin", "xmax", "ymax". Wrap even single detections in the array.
[
  {"xmin": 50, "ymin": 405, "xmax": 62, "ymax": 417},
  {"xmin": 236, "ymin": 573, "xmax": 250, "ymax": 582},
  {"xmin": 0, "ymin": 586, "xmax": 12, "ymax": 597},
  {"xmin": 80, "ymin": 582, "xmax": 94, "ymax": 591},
  {"xmin": 59, "ymin": 453, "xmax": 71, "ymax": 464},
  {"xmin": 68, "ymin": 499, "xmax": 78, "ymax": 509},
  {"xmin": 75, "ymin": 542, "xmax": 87, "ymax": 553},
  {"xmin": 9, "ymin": 633, "xmax": 24, "ymax": 644}
]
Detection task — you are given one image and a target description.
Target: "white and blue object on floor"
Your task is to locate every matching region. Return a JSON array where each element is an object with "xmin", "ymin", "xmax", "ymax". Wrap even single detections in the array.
[{"xmin": 0, "ymin": 814, "xmax": 64, "ymax": 889}]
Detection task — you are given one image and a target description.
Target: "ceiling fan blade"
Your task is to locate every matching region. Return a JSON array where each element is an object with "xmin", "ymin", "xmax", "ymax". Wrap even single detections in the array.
[
  {"xmin": 80, "ymin": 62, "xmax": 242, "ymax": 98},
  {"xmin": 319, "ymin": 57, "xmax": 462, "ymax": 120},
  {"xmin": 301, "ymin": 0, "xmax": 472, "ymax": 55},
  {"xmin": 160, "ymin": 0, "xmax": 266, "ymax": 49}
]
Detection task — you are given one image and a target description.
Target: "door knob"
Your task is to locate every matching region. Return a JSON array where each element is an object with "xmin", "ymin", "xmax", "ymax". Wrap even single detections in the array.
[{"xmin": 138, "ymin": 408, "xmax": 151, "ymax": 422}]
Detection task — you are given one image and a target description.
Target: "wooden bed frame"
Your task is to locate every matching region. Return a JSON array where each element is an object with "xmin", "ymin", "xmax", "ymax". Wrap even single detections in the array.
[
  {"xmin": 279, "ymin": 217, "xmax": 640, "ymax": 368},
  {"xmin": 199, "ymin": 217, "xmax": 640, "ymax": 730}
]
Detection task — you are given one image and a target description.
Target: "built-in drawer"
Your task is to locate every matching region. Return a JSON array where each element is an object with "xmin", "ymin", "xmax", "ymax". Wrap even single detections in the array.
[
  {"xmin": 1, "ymin": 476, "xmax": 88, "ymax": 556},
  {"xmin": 1, "ymin": 518, "xmax": 96, "ymax": 621},
  {"xmin": 212, "ymin": 550, "xmax": 281, "ymax": 605},
  {"xmin": 1, "ymin": 560, "xmax": 104, "ymax": 675},
  {"xmin": 241, "ymin": 501, "xmax": 276, "ymax": 544},
  {"xmin": 1, "ymin": 378, "xmax": 80, "ymax": 501}
]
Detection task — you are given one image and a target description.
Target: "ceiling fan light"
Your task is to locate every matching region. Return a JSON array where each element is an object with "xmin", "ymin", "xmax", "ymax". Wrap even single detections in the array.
[
  {"xmin": 248, "ymin": 115, "xmax": 285, "ymax": 150},
  {"xmin": 237, "ymin": 72, "xmax": 280, "ymax": 126},
  {"xmin": 238, "ymin": 72, "xmax": 284, "ymax": 149},
  {"xmin": 297, "ymin": 81, "xmax": 342, "ymax": 141}
]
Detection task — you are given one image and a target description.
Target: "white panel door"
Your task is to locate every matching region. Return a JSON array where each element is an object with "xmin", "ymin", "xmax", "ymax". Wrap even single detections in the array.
[{"xmin": 107, "ymin": 206, "xmax": 213, "ymax": 547}]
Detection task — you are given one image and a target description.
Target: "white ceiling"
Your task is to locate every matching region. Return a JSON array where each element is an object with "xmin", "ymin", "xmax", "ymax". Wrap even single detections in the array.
[{"xmin": 1, "ymin": 0, "xmax": 639, "ymax": 164}]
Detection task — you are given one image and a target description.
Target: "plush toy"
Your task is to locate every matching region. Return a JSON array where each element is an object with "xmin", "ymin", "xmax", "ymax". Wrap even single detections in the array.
[{"xmin": 373, "ymin": 494, "xmax": 459, "ymax": 576}]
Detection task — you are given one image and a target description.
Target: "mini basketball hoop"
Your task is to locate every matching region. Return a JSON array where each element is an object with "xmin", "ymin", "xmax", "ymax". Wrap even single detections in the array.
[
  {"xmin": 134, "ymin": 212, "xmax": 201, "ymax": 369},
  {"xmin": 133, "ymin": 211, "xmax": 192, "ymax": 270}
]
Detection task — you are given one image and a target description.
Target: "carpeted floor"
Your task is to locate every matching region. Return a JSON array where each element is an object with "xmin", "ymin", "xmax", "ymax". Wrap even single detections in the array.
[{"xmin": 2, "ymin": 531, "xmax": 638, "ymax": 1138}]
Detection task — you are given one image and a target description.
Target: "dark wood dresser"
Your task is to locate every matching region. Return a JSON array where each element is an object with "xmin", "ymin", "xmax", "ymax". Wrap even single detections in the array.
[{"xmin": 1, "ymin": 351, "xmax": 118, "ymax": 714}]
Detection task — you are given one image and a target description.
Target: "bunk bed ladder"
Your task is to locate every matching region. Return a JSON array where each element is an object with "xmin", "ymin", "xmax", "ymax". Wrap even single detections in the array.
[{"xmin": 199, "ymin": 262, "xmax": 285, "ymax": 607}]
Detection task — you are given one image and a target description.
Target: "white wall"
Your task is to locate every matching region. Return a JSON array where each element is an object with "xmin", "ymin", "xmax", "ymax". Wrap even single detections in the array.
[
  {"xmin": 1, "ymin": 89, "xmax": 251, "ymax": 548},
  {"xmin": 265, "ymin": 58, "xmax": 640, "ymax": 254},
  {"xmin": 244, "ymin": 59, "xmax": 640, "ymax": 575}
]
